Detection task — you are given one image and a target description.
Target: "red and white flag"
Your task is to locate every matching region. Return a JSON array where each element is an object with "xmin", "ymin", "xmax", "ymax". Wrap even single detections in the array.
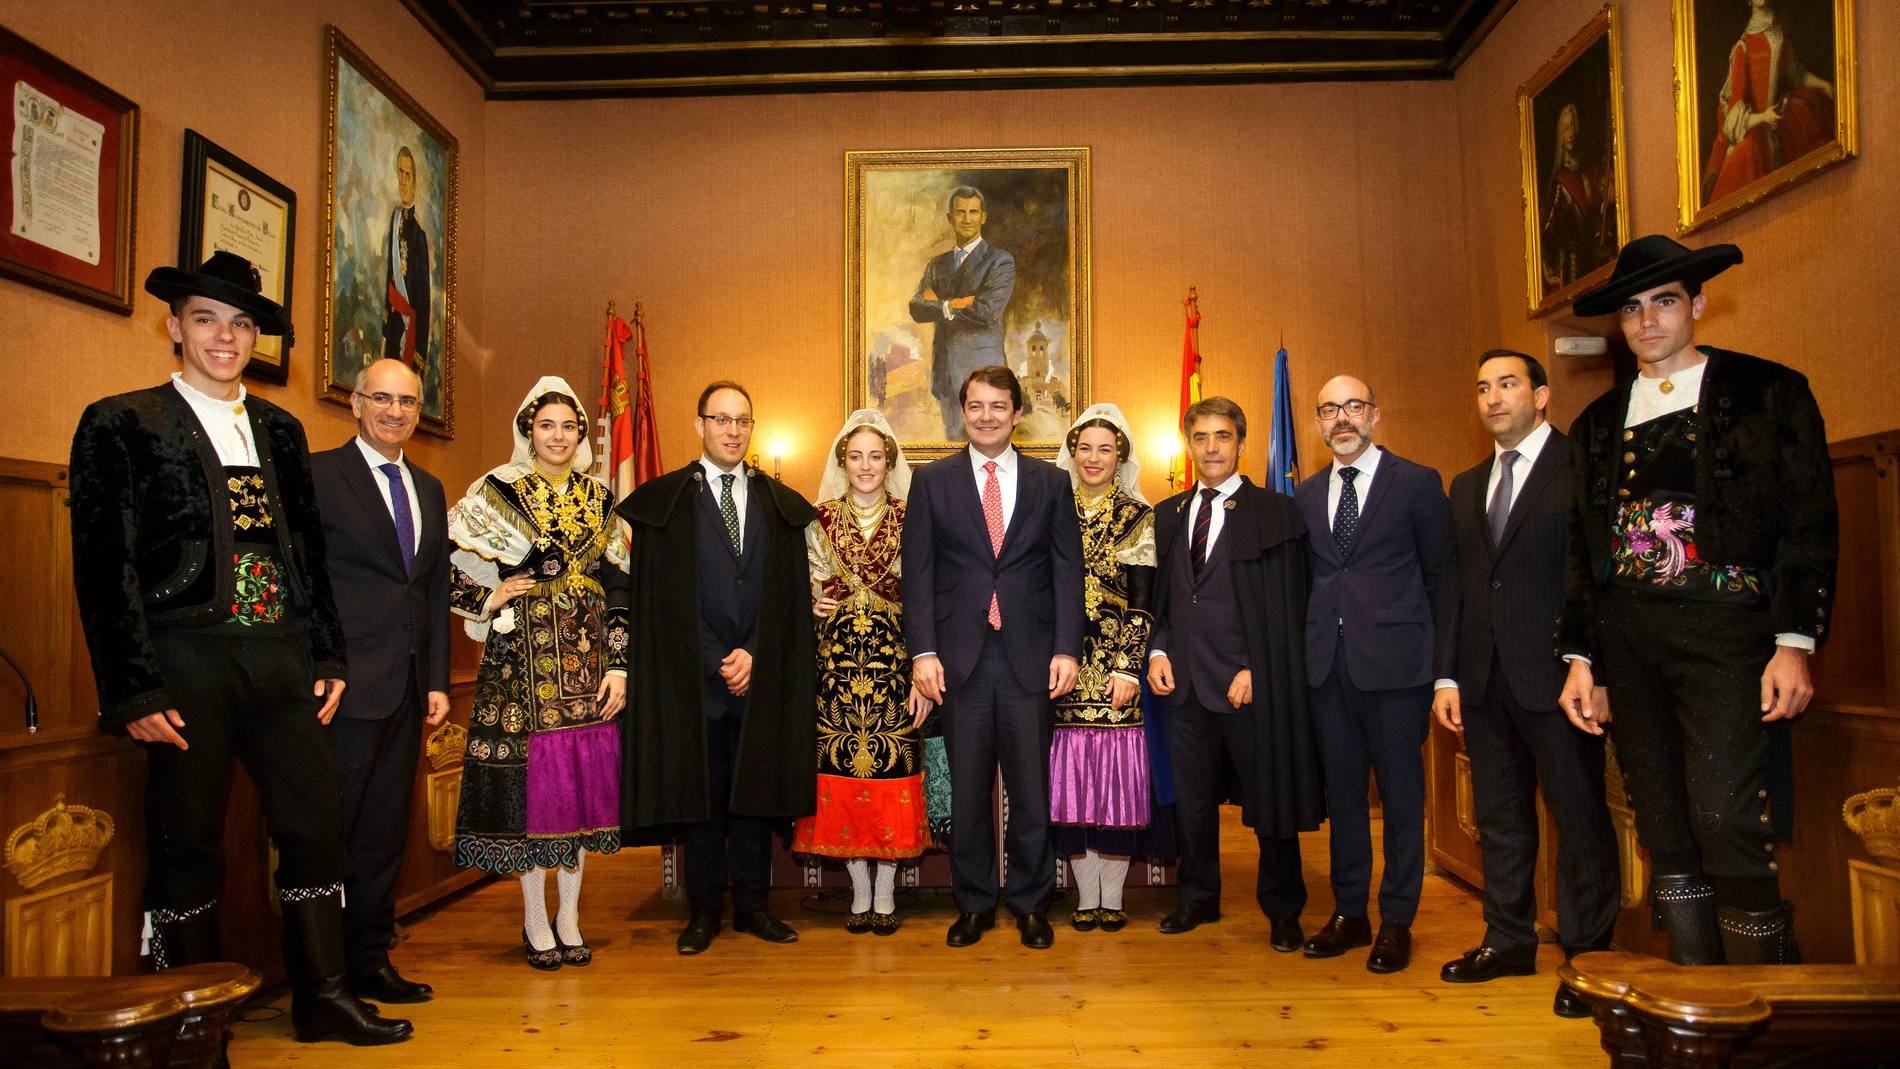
[{"xmin": 600, "ymin": 306, "xmax": 663, "ymax": 500}]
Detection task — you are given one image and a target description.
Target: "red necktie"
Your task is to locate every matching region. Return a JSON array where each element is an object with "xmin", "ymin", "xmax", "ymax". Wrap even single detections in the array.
[{"xmin": 982, "ymin": 460, "xmax": 1004, "ymax": 628}]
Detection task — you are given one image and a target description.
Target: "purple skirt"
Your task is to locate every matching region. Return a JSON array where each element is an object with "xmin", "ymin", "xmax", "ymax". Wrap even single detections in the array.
[
  {"xmin": 525, "ymin": 721, "xmax": 621, "ymax": 838},
  {"xmin": 1049, "ymin": 725, "xmax": 1151, "ymax": 828}
]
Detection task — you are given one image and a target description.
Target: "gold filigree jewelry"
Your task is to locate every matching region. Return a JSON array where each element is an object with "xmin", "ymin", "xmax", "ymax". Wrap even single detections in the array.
[{"xmin": 1659, "ymin": 379, "xmax": 1676, "ymax": 394}]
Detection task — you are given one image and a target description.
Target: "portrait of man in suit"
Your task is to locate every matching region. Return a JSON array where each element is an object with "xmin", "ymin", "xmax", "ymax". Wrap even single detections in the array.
[
  {"xmin": 909, "ymin": 186, "xmax": 1017, "ymax": 441},
  {"xmin": 382, "ymin": 146, "xmax": 432, "ymax": 367}
]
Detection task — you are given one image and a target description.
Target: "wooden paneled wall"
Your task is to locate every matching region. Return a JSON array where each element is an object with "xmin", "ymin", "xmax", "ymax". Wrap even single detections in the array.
[
  {"xmin": 0, "ymin": 456, "xmax": 485, "ymax": 979},
  {"xmin": 1427, "ymin": 430, "xmax": 1900, "ymax": 964}
]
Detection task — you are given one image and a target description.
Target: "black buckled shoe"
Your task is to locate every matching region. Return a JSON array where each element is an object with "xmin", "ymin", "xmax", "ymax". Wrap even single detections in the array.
[
  {"xmin": 1440, "ymin": 944, "xmax": 1537, "ymax": 983},
  {"xmin": 733, "ymin": 906, "xmax": 798, "ymax": 944},
  {"xmin": 1553, "ymin": 982, "xmax": 1592, "ymax": 1019},
  {"xmin": 947, "ymin": 910, "xmax": 996, "ymax": 947},
  {"xmin": 1301, "ymin": 914, "xmax": 1372, "ymax": 958},
  {"xmin": 1268, "ymin": 915, "xmax": 1304, "ymax": 953},
  {"xmin": 677, "ymin": 907, "xmax": 722, "ymax": 955},
  {"xmin": 1018, "ymin": 912, "xmax": 1054, "ymax": 949},
  {"xmin": 352, "ymin": 964, "xmax": 435, "ymax": 1003},
  {"xmin": 1159, "ymin": 904, "xmax": 1220, "ymax": 935}
]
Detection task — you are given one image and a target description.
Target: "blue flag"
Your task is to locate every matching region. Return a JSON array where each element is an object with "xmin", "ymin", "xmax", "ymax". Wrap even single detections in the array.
[{"xmin": 1267, "ymin": 346, "xmax": 1300, "ymax": 495}]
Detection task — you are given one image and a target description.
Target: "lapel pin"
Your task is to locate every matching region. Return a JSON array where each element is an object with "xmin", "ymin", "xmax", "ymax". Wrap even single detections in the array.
[{"xmin": 1223, "ymin": 500, "xmax": 1236, "ymax": 510}]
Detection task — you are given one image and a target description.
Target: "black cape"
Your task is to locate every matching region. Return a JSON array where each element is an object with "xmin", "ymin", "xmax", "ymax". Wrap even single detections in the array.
[
  {"xmin": 1153, "ymin": 477, "xmax": 1326, "ymax": 837},
  {"xmin": 616, "ymin": 462, "xmax": 819, "ymax": 835}
]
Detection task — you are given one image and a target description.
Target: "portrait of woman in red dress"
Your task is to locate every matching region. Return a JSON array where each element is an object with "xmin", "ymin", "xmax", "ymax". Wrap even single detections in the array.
[{"xmin": 1700, "ymin": 0, "xmax": 1838, "ymax": 204}]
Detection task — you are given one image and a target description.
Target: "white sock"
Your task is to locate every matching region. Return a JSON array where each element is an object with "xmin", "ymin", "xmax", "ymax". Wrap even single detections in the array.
[
  {"xmin": 1071, "ymin": 850, "xmax": 1103, "ymax": 910},
  {"xmin": 521, "ymin": 867, "xmax": 554, "ymax": 951},
  {"xmin": 846, "ymin": 858, "xmax": 872, "ymax": 913},
  {"xmin": 1100, "ymin": 855, "xmax": 1131, "ymax": 911},
  {"xmin": 873, "ymin": 860, "xmax": 898, "ymax": 914},
  {"xmin": 556, "ymin": 854, "xmax": 585, "ymax": 945}
]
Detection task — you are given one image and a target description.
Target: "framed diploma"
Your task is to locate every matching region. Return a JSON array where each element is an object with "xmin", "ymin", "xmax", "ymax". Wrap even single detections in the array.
[
  {"xmin": 0, "ymin": 24, "xmax": 139, "ymax": 315},
  {"xmin": 179, "ymin": 129, "xmax": 296, "ymax": 385}
]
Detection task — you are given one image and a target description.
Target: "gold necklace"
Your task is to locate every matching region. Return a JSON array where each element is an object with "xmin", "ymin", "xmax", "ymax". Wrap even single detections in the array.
[{"xmin": 848, "ymin": 492, "xmax": 887, "ymax": 522}]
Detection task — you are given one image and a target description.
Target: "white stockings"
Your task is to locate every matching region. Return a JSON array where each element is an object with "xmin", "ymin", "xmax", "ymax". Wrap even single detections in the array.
[
  {"xmin": 846, "ymin": 858, "xmax": 873, "ymax": 913},
  {"xmin": 556, "ymin": 853, "xmax": 585, "ymax": 945},
  {"xmin": 873, "ymin": 860, "xmax": 897, "ymax": 915},
  {"xmin": 521, "ymin": 867, "xmax": 554, "ymax": 951},
  {"xmin": 1071, "ymin": 849, "xmax": 1131, "ymax": 911}
]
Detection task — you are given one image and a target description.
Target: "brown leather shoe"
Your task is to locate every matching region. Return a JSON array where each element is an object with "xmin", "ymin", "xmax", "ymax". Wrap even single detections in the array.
[
  {"xmin": 1366, "ymin": 921, "xmax": 1412, "ymax": 973},
  {"xmin": 1301, "ymin": 914, "xmax": 1372, "ymax": 958}
]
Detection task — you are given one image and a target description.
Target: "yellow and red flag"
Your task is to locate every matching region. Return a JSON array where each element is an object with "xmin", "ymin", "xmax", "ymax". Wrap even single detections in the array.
[
  {"xmin": 601, "ymin": 304, "xmax": 664, "ymax": 500},
  {"xmin": 1171, "ymin": 287, "xmax": 1203, "ymax": 491}
]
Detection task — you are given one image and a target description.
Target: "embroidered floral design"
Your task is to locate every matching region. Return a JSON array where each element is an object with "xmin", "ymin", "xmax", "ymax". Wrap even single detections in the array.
[
  {"xmin": 1058, "ymin": 489, "xmax": 1154, "ymax": 727},
  {"xmin": 229, "ymin": 552, "xmax": 285, "ymax": 624},
  {"xmin": 1612, "ymin": 498, "xmax": 1763, "ymax": 595}
]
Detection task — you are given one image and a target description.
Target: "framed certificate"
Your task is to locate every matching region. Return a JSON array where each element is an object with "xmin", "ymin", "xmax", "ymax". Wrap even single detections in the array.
[
  {"xmin": 0, "ymin": 24, "xmax": 140, "ymax": 315},
  {"xmin": 179, "ymin": 129, "xmax": 296, "ymax": 385}
]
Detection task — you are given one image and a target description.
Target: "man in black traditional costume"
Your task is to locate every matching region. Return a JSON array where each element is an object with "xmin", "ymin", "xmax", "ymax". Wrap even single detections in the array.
[
  {"xmin": 1147, "ymin": 396, "xmax": 1325, "ymax": 950},
  {"xmin": 68, "ymin": 252, "xmax": 410, "ymax": 1046},
  {"xmin": 1558, "ymin": 235, "xmax": 1838, "ymax": 966},
  {"xmin": 618, "ymin": 380, "xmax": 819, "ymax": 955}
]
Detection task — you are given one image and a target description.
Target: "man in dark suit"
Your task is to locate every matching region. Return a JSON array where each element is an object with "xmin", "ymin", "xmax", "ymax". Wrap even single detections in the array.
[
  {"xmin": 1296, "ymin": 375, "xmax": 1448, "ymax": 973},
  {"xmin": 908, "ymin": 186, "xmax": 1016, "ymax": 441},
  {"xmin": 382, "ymin": 146, "xmax": 431, "ymax": 366},
  {"xmin": 1432, "ymin": 351, "xmax": 1619, "ymax": 1017},
  {"xmin": 310, "ymin": 357, "xmax": 451, "ymax": 1006},
  {"xmin": 1146, "ymin": 397, "xmax": 1326, "ymax": 950},
  {"xmin": 906, "ymin": 365, "xmax": 1084, "ymax": 949}
]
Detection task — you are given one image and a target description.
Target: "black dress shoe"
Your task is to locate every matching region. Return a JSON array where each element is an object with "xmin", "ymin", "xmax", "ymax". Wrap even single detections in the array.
[
  {"xmin": 1097, "ymin": 909, "xmax": 1128, "ymax": 933},
  {"xmin": 1071, "ymin": 908, "xmax": 1100, "ymax": 932},
  {"xmin": 947, "ymin": 910, "xmax": 996, "ymax": 947},
  {"xmin": 1366, "ymin": 921, "xmax": 1412, "ymax": 973},
  {"xmin": 1018, "ymin": 913, "xmax": 1054, "ymax": 949},
  {"xmin": 1269, "ymin": 915, "xmax": 1304, "ymax": 953},
  {"xmin": 554, "ymin": 931, "xmax": 592, "ymax": 967},
  {"xmin": 1301, "ymin": 914, "xmax": 1372, "ymax": 958},
  {"xmin": 1159, "ymin": 904, "xmax": 1220, "ymax": 935},
  {"xmin": 523, "ymin": 927, "xmax": 563, "ymax": 971},
  {"xmin": 677, "ymin": 907, "xmax": 722, "ymax": 955},
  {"xmin": 733, "ymin": 907, "xmax": 798, "ymax": 944},
  {"xmin": 870, "ymin": 911, "xmax": 900, "ymax": 936},
  {"xmin": 1440, "ymin": 944, "xmax": 1536, "ymax": 983},
  {"xmin": 845, "ymin": 911, "xmax": 873, "ymax": 935},
  {"xmin": 1553, "ymin": 982, "xmax": 1592, "ymax": 1019},
  {"xmin": 352, "ymin": 965, "xmax": 434, "ymax": 1003}
]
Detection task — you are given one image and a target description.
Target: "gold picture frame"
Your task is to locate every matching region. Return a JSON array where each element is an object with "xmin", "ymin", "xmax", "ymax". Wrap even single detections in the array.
[
  {"xmin": 1517, "ymin": 5, "xmax": 1631, "ymax": 317},
  {"xmin": 1671, "ymin": 0, "xmax": 1857, "ymax": 236},
  {"xmin": 845, "ymin": 147, "xmax": 1091, "ymax": 462},
  {"xmin": 318, "ymin": 25, "xmax": 458, "ymax": 438}
]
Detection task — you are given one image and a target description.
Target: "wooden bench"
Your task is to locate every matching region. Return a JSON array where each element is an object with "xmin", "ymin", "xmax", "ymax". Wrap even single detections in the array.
[
  {"xmin": 1559, "ymin": 951, "xmax": 1900, "ymax": 1067},
  {"xmin": 0, "ymin": 963, "xmax": 259, "ymax": 1069}
]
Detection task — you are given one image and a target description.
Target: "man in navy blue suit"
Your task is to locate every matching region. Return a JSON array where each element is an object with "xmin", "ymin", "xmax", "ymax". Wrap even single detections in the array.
[
  {"xmin": 908, "ymin": 187, "xmax": 1016, "ymax": 441},
  {"xmin": 1295, "ymin": 375, "xmax": 1448, "ymax": 974},
  {"xmin": 904, "ymin": 366, "xmax": 1085, "ymax": 949}
]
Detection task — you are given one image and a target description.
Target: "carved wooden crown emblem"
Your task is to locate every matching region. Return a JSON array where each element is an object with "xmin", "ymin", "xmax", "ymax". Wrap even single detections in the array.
[
  {"xmin": 4, "ymin": 794, "xmax": 115, "ymax": 891},
  {"xmin": 425, "ymin": 723, "xmax": 468, "ymax": 772},
  {"xmin": 1844, "ymin": 779, "xmax": 1900, "ymax": 867}
]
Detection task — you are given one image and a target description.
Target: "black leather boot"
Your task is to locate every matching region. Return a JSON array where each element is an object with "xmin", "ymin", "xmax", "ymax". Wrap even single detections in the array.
[
  {"xmin": 282, "ymin": 892, "xmax": 413, "ymax": 1045},
  {"xmin": 1650, "ymin": 874, "xmax": 1724, "ymax": 966},
  {"xmin": 1717, "ymin": 902, "xmax": 1802, "ymax": 965},
  {"xmin": 151, "ymin": 903, "xmax": 222, "ymax": 970}
]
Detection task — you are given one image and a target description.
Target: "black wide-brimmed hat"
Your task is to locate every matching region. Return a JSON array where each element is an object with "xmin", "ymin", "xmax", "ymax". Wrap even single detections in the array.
[
  {"xmin": 1572, "ymin": 235, "xmax": 1743, "ymax": 317},
  {"xmin": 144, "ymin": 251, "xmax": 290, "ymax": 337}
]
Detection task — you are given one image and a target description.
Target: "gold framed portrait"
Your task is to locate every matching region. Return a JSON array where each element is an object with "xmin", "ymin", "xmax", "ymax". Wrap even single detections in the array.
[
  {"xmin": 1517, "ymin": 5, "xmax": 1631, "ymax": 317},
  {"xmin": 844, "ymin": 147, "xmax": 1092, "ymax": 462},
  {"xmin": 1671, "ymin": 0, "xmax": 1857, "ymax": 235}
]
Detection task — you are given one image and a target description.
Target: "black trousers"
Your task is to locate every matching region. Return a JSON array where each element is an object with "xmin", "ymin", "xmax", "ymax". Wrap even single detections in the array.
[
  {"xmin": 1464, "ymin": 655, "xmax": 1620, "ymax": 954},
  {"xmin": 1311, "ymin": 640, "xmax": 1431, "ymax": 926},
  {"xmin": 1595, "ymin": 587, "xmax": 1781, "ymax": 879},
  {"xmin": 1168, "ymin": 697, "xmax": 1307, "ymax": 918},
  {"xmin": 143, "ymin": 627, "xmax": 348, "ymax": 910},
  {"xmin": 682, "ymin": 691, "xmax": 775, "ymax": 913},
  {"xmin": 328, "ymin": 670, "xmax": 423, "ymax": 979},
  {"xmin": 942, "ymin": 629, "xmax": 1057, "ymax": 917}
]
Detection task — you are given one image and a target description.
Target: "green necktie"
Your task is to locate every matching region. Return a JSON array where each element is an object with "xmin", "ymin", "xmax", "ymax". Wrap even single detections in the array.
[{"xmin": 720, "ymin": 473, "xmax": 741, "ymax": 554}]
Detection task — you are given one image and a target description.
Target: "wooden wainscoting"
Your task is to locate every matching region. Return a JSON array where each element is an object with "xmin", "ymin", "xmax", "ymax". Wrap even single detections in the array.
[
  {"xmin": 1427, "ymin": 430, "xmax": 1900, "ymax": 963},
  {"xmin": 0, "ymin": 456, "xmax": 486, "ymax": 978}
]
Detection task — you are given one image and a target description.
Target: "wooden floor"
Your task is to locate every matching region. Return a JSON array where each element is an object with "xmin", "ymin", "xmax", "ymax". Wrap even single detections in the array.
[{"xmin": 230, "ymin": 815, "xmax": 1607, "ymax": 1066}]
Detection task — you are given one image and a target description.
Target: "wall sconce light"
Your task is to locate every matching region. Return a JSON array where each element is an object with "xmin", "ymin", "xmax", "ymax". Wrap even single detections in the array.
[
  {"xmin": 770, "ymin": 439, "xmax": 787, "ymax": 481},
  {"xmin": 1157, "ymin": 432, "xmax": 1184, "ymax": 491}
]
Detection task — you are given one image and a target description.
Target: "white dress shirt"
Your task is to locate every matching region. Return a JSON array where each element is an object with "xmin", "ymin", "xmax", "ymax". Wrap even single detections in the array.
[
  {"xmin": 353, "ymin": 436, "xmax": 421, "ymax": 557},
  {"xmin": 172, "ymin": 373, "xmax": 257, "ymax": 466},
  {"xmin": 1149, "ymin": 470, "xmax": 1244, "ymax": 661},
  {"xmin": 941, "ymin": 237, "xmax": 984, "ymax": 320},
  {"xmin": 969, "ymin": 443, "xmax": 1018, "ymax": 531},
  {"xmin": 1626, "ymin": 359, "xmax": 1705, "ymax": 427},
  {"xmin": 699, "ymin": 455, "xmax": 750, "ymax": 552},
  {"xmin": 1436, "ymin": 422, "xmax": 1552, "ymax": 692},
  {"xmin": 1326, "ymin": 444, "xmax": 1385, "ymax": 528}
]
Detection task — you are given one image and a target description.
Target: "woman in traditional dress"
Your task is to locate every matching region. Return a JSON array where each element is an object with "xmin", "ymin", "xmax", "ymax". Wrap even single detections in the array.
[
  {"xmin": 1702, "ymin": 0, "xmax": 1836, "ymax": 203},
  {"xmin": 793, "ymin": 410, "xmax": 931, "ymax": 934},
  {"xmin": 447, "ymin": 377, "xmax": 628, "ymax": 969},
  {"xmin": 1050, "ymin": 403, "xmax": 1166, "ymax": 933}
]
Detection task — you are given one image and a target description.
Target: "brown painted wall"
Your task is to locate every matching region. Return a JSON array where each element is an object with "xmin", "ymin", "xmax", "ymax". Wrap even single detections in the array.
[
  {"xmin": 480, "ymin": 83, "xmax": 1475, "ymax": 502},
  {"xmin": 1455, "ymin": 0, "xmax": 1900, "ymax": 443},
  {"xmin": 0, "ymin": 0, "xmax": 495, "ymax": 498}
]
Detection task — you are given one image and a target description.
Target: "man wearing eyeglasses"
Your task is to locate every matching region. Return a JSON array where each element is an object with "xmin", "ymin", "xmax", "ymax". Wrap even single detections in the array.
[
  {"xmin": 310, "ymin": 357, "xmax": 451, "ymax": 1007},
  {"xmin": 617, "ymin": 380, "xmax": 819, "ymax": 955},
  {"xmin": 1294, "ymin": 376, "xmax": 1448, "ymax": 974}
]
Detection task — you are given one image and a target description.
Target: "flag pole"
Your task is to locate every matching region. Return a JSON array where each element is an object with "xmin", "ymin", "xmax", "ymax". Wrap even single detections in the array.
[{"xmin": 597, "ymin": 300, "xmax": 616, "ymax": 479}]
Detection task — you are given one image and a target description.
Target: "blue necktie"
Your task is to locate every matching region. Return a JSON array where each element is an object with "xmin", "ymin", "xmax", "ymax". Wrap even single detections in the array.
[
  {"xmin": 954, "ymin": 245, "xmax": 968, "ymax": 269},
  {"xmin": 379, "ymin": 463, "xmax": 416, "ymax": 573}
]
